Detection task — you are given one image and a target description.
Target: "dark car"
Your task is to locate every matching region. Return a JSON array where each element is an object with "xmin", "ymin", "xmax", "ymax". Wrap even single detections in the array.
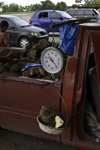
[
  {"xmin": 0, "ymin": 15, "xmax": 49, "ymax": 48},
  {"xmin": 29, "ymin": 10, "xmax": 73, "ymax": 32},
  {"xmin": 66, "ymin": 8, "xmax": 99, "ymax": 21}
]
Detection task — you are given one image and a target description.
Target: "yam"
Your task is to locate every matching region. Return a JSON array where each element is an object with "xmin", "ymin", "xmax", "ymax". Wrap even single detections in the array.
[
  {"xmin": 18, "ymin": 62, "xmax": 27, "ymax": 70},
  {"xmin": 10, "ymin": 64, "xmax": 20, "ymax": 73},
  {"xmin": 42, "ymin": 75, "xmax": 52, "ymax": 80},
  {"xmin": 20, "ymin": 50, "xmax": 29, "ymax": 58},
  {"xmin": 25, "ymin": 43, "xmax": 31, "ymax": 50},
  {"xmin": 0, "ymin": 48, "xmax": 11, "ymax": 56},
  {"xmin": 11, "ymin": 50, "xmax": 22, "ymax": 58},
  {"xmin": 27, "ymin": 49, "xmax": 37, "ymax": 59},
  {"xmin": 34, "ymin": 68, "xmax": 39, "ymax": 75},
  {"xmin": 0, "ymin": 39, "xmax": 62, "ymax": 81},
  {"xmin": 21, "ymin": 66, "xmax": 46, "ymax": 78},
  {"xmin": 21, "ymin": 69, "xmax": 30, "ymax": 77},
  {"xmin": 0, "ymin": 63, "xmax": 11, "ymax": 73},
  {"xmin": 0, "ymin": 62, "xmax": 4, "ymax": 67},
  {"xmin": 30, "ymin": 58, "xmax": 38, "ymax": 63},
  {"xmin": 21, "ymin": 67, "xmax": 35, "ymax": 77},
  {"xmin": 20, "ymin": 57, "xmax": 30, "ymax": 62},
  {"xmin": 39, "ymin": 106, "xmax": 64, "ymax": 127},
  {"xmin": 38, "ymin": 67, "xmax": 46, "ymax": 76}
]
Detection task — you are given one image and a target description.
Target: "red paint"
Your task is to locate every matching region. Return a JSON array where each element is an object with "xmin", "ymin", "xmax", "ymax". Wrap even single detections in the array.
[{"xmin": 75, "ymin": 0, "xmax": 81, "ymax": 3}]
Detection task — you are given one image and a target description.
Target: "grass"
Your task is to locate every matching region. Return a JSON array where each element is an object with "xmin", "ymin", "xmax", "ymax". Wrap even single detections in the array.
[{"xmin": 0, "ymin": 11, "xmax": 33, "ymax": 15}]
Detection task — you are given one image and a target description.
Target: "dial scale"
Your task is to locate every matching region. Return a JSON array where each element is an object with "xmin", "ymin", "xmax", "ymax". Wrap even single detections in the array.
[{"xmin": 41, "ymin": 47, "xmax": 64, "ymax": 74}]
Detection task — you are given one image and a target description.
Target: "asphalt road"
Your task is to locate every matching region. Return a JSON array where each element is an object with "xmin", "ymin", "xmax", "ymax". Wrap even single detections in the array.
[{"xmin": 0, "ymin": 127, "xmax": 83, "ymax": 150}]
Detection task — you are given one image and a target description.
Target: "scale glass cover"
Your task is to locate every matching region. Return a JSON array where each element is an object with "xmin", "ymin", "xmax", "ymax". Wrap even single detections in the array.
[{"xmin": 41, "ymin": 47, "xmax": 64, "ymax": 74}]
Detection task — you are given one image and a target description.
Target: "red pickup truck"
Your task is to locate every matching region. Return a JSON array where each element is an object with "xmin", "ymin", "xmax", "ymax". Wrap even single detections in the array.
[{"xmin": 0, "ymin": 22, "xmax": 100, "ymax": 150}]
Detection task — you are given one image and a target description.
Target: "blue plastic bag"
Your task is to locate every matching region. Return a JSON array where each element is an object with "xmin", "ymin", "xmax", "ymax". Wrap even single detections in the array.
[
  {"xmin": 59, "ymin": 24, "xmax": 79, "ymax": 55},
  {"xmin": 21, "ymin": 63, "xmax": 42, "ymax": 72}
]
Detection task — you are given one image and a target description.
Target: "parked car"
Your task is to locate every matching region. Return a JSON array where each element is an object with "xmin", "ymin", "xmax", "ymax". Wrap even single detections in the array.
[
  {"xmin": 29, "ymin": 10, "xmax": 73, "ymax": 32},
  {"xmin": 0, "ymin": 22, "xmax": 100, "ymax": 150},
  {"xmin": 66, "ymin": 8, "xmax": 99, "ymax": 21},
  {"xmin": 0, "ymin": 15, "xmax": 49, "ymax": 48}
]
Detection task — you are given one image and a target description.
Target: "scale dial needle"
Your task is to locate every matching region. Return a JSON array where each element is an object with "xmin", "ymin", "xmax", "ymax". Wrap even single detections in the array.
[{"xmin": 48, "ymin": 56, "xmax": 58, "ymax": 68}]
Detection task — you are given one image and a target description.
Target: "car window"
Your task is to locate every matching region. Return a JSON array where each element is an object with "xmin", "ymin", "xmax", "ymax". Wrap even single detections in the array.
[
  {"xmin": 85, "ymin": 10, "xmax": 93, "ymax": 16},
  {"xmin": 0, "ymin": 18, "xmax": 15, "ymax": 29},
  {"xmin": 7, "ymin": 20, "xmax": 15, "ymax": 29},
  {"xmin": 31, "ymin": 12, "xmax": 37, "ymax": 18},
  {"xmin": 67, "ymin": 10, "xmax": 75, "ymax": 15},
  {"xmin": 76, "ymin": 10, "xmax": 85, "ymax": 16},
  {"xmin": 50, "ymin": 12, "xmax": 61, "ymax": 19},
  {"xmin": 12, "ymin": 17, "xmax": 30, "ymax": 27},
  {"xmin": 93, "ymin": 9, "xmax": 99, "ymax": 15},
  {"xmin": 59, "ymin": 11, "xmax": 72, "ymax": 19},
  {"xmin": 39, "ymin": 12, "xmax": 48, "ymax": 19}
]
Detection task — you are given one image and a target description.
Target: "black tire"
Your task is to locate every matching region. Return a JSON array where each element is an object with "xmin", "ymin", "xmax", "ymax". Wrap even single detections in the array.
[{"xmin": 19, "ymin": 37, "xmax": 30, "ymax": 48}]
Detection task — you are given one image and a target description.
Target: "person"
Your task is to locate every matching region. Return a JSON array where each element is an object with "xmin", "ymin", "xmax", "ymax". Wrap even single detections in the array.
[
  {"xmin": 0, "ymin": 20, "xmax": 11, "ymax": 47},
  {"xmin": 97, "ymin": 13, "xmax": 100, "ymax": 23},
  {"xmin": 0, "ymin": 20, "xmax": 12, "ymax": 62}
]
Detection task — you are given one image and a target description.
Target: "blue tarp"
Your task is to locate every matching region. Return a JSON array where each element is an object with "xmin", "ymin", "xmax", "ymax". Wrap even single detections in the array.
[
  {"xmin": 59, "ymin": 23, "xmax": 79, "ymax": 56},
  {"xmin": 21, "ymin": 63, "xmax": 42, "ymax": 72}
]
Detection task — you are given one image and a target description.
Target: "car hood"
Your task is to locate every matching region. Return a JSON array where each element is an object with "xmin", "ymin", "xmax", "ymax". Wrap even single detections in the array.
[{"xmin": 20, "ymin": 25, "xmax": 47, "ymax": 33}]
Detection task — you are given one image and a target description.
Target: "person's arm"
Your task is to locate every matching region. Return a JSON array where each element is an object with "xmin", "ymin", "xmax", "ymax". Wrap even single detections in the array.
[{"xmin": 3, "ymin": 33, "xmax": 11, "ymax": 47}]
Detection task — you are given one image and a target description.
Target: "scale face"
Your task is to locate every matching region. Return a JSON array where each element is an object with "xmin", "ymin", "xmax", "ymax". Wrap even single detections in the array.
[{"xmin": 41, "ymin": 47, "xmax": 64, "ymax": 74}]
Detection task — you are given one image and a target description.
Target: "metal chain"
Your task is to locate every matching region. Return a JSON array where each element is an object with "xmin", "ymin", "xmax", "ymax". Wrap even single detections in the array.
[
  {"xmin": 40, "ymin": 82, "xmax": 69, "ymax": 123},
  {"xmin": 52, "ymin": 29, "xmax": 55, "ymax": 47}
]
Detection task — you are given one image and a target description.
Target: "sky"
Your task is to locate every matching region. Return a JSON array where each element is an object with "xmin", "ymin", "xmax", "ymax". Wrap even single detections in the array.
[{"xmin": 2, "ymin": 0, "xmax": 83, "ymax": 7}]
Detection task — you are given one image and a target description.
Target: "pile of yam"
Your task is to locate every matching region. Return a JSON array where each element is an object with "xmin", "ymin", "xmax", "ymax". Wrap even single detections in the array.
[
  {"xmin": 0, "ymin": 39, "xmax": 61, "ymax": 80},
  {"xmin": 39, "ymin": 106, "xmax": 67, "ymax": 128}
]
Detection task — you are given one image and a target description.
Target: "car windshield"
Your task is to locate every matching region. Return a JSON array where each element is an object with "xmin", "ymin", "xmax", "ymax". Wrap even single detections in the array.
[
  {"xmin": 57, "ymin": 11, "xmax": 72, "ymax": 19},
  {"xmin": 93, "ymin": 9, "xmax": 99, "ymax": 15},
  {"xmin": 31, "ymin": 12, "xmax": 37, "ymax": 18},
  {"xmin": 12, "ymin": 17, "xmax": 30, "ymax": 27}
]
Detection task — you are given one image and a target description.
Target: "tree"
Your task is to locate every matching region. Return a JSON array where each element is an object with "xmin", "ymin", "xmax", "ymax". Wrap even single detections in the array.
[
  {"xmin": 91, "ymin": 0, "xmax": 100, "ymax": 7},
  {"xmin": 0, "ymin": 1, "xmax": 4, "ymax": 7},
  {"xmin": 34, "ymin": 4, "xmax": 42, "ymax": 10},
  {"xmin": 9, "ymin": 3, "xmax": 19, "ymax": 12},
  {"xmin": 19, "ymin": 5, "xmax": 24, "ymax": 12},
  {"xmin": 2, "ymin": 5, "xmax": 9, "ymax": 12},
  {"xmin": 83, "ymin": 0, "xmax": 92, "ymax": 6},
  {"xmin": 41, "ymin": 0, "xmax": 55, "ymax": 10},
  {"xmin": 55, "ymin": 2, "xmax": 67, "ymax": 11},
  {"xmin": 30, "ymin": 4, "xmax": 35, "ymax": 11},
  {"xmin": 24, "ymin": 5, "xmax": 31, "ymax": 11},
  {"xmin": 83, "ymin": 0, "xmax": 100, "ymax": 7},
  {"xmin": 71, "ymin": 4, "xmax": 81, "ymax": 8}
]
